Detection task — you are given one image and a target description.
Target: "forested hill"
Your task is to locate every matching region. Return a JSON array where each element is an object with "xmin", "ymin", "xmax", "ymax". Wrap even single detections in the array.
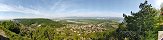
[{"xmin": 13, "ymin": 18, "xmax": 64, "ymax": 27}]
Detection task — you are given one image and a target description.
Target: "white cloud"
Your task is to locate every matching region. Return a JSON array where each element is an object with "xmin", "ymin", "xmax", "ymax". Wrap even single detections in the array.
[
  {"xmin": 50, "ymin": 0, "xmax": 64, "ymax": 10},
  {"xmin": 0, "ymin": 3, "xmax": 15, "ymax": 11},
  {"xmin": 0, "ymin": 3, "xmax": 42, "ymax": 15},
  {"xmin": 47, "ymin": 9, "xmax": 123, "ymax": 17},
  {"xmin": 0, "ymin": 15, "xmax": 16, "ymax": 20},
  {"xmin": 0, "ymin": 1, "xmax": 124, "ymax": 19},
  {"xmin": 0, "ymin": 3, "xmax": 50, "ymax": 19},
  {"xmin": 155, "ymin": 0, "xmax": 163, "ymax": 9},
  {"xmin": 47, "ymin": 0, "xmax": 124, "ymax": 17}
]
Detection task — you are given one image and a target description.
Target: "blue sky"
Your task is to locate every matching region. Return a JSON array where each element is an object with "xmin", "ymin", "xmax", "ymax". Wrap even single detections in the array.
[{"xmin": 0, "ymin": 0, "xmax": 162, "ymax": 19}]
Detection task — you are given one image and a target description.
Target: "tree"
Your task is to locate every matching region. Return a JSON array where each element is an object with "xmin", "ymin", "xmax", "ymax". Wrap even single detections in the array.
[
  {"xmin": 122, "ymin": 1, "xmax": 159, "ymax": 40},
  {"xmin": 0, "ymin": 20, "xmax": 21, "ymax": 34}
]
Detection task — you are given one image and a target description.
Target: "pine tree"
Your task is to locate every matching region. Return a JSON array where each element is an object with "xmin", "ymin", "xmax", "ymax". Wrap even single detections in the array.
[{"xmin": 122, "ymin": 1, "xmax": 159, "ymax": 40}]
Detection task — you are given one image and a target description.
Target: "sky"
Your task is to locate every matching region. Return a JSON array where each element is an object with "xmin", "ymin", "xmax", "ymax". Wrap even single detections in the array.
[{"xmin": 0, "ymin": 0, "xmax": 162, "ymax": 19}]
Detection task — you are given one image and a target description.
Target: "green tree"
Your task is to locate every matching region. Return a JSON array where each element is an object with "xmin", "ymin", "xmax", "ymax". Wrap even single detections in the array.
[
  {"xmin": 122, "ymin": 1, "xmax": 159, "ymax": 40},
  {"xmin": 0, "ymin": 20, "xmax": 21, "ymax": 34}
]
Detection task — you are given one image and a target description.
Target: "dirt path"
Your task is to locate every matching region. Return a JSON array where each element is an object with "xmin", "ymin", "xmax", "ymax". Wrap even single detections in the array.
[{"xmin": 0, "ymin": 29, "xmax": 7, "ymax": 37}]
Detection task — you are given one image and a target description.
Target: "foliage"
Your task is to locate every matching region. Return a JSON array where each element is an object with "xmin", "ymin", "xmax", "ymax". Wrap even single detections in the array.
[
  {"xmin": 0, "ymin": 18, "xmax": 118, "ymax": 40},
  {"xmin": 14, "ymin": 18, "xmax": 64, "ymax": 28},
  {"xmin": 113, "ymin": 1, "xmax": 160, "ymax": 40},
  {"xmin": 0, "ymin": 1, "xmax": 162, "ymax": 40}
]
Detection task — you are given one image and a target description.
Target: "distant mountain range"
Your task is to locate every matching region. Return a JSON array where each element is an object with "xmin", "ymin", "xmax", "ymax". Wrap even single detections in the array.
[
  {"xmin": 53, "ymin": 16, "xmax": 124, "ymax": 22},
  {"xmin": 55, "ymin": 16, "xmax": 123, "ymax": 19}
]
